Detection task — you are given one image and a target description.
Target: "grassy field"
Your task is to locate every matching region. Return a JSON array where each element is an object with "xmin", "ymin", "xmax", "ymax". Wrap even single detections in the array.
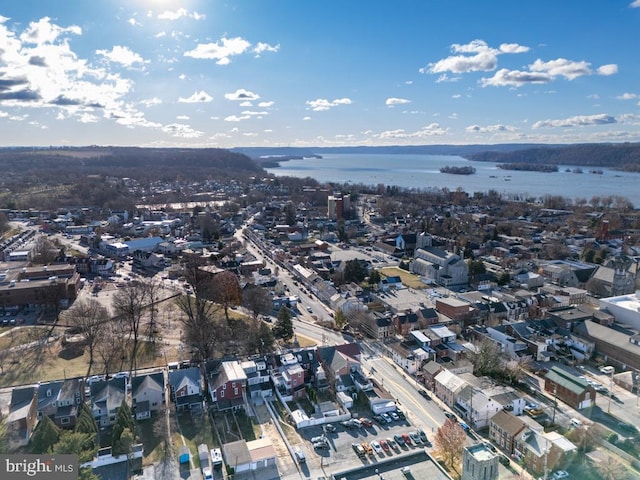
[
  {"xmin": 0, "ymin": 331, "xmax": 175, "ymax": 388},
  {"xmin": 380, "ymin": 266, "xmax": 428, "ymax": 289}
]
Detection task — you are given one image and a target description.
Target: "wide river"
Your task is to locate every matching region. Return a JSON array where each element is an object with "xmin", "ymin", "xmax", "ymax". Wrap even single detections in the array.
[{"xmin": 266, "ymin": 153, "xmax": 640, "ymax": 207}]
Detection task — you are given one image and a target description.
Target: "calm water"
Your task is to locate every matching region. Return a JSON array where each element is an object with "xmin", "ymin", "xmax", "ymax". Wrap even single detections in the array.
[{"xmin": 266, "ymin": 153, "xmax": 640, "ymax": 206}]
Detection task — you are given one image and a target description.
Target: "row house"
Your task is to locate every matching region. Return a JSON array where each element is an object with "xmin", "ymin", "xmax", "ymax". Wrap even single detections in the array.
[
  {"xmin": 360, "ymin": 313, "xmax": 393, "ymax": 340},
  {"xmin": 316, "ymin": 343, "xmax": 370, "ymax": 394},
  {"xmin": 242, "ymin": 359, "xmax": 272, "ymax": 402},
  {"xmin": 436, "ymin": 297, "xmax": 477, "ymax": 326},
  {"xmin": 387, "ymin": 339, "xmax": 431, "ymax": 375},
  {"xmin": 207, "ymin": 361, "xmax": 248, "ymax": 412},
  {"xmin": 271, "ymin": 352, "xmax": 306, "ymax": 400},
  {"xmin": 392, "ymin": 311, "xmax": 419, "ymax": 336},
  {"xmin": 455, "ymin": 386, "xmax": 503, "ymax": 429},
  {"xmin": 434, "ymin": 369, "xmax": 468, "ymax": 408},
  {"xmin": 489, "ymin": 410, "xmax": 526, "ymax": 454},
  {"xmin": 513, "ymin": 430, "xmax": 576, "ymax": 476}
]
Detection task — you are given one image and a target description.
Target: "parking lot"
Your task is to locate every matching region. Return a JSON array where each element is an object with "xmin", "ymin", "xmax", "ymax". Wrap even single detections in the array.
[{"xmin": 295, "ymin": 411, "xmax": 433, "ymax": 474}]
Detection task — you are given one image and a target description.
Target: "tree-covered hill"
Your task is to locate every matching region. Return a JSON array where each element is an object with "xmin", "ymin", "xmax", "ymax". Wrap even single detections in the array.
[{"xmin": 465, "ymin": 143, "xmax": 640, "ymax": 171}]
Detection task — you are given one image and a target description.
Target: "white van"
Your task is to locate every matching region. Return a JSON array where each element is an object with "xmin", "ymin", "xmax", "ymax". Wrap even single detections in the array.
[{"xmin": 570, "ymin": 418, "xmax": 583, "ymax": 428}]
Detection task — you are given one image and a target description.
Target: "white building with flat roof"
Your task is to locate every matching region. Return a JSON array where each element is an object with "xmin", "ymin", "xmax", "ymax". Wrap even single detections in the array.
[{"xmin": 599, "ymin": 292, "xmax": 640, "ymax": 330}]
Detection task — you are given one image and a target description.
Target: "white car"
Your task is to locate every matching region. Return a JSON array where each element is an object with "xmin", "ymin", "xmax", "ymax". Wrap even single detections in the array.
[
  {"xmin": 552, "ymin": 471, "xmax": 569, "ymax": 479},
  {"xmin": 370, "ymin": 440, "xmax": 383, "ymax": 454}
]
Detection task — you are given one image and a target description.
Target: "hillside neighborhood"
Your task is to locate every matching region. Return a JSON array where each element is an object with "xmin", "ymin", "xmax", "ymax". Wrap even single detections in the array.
[{"xmin": 1, "ymin": 176, "xmax": 640, "ymax": 480}]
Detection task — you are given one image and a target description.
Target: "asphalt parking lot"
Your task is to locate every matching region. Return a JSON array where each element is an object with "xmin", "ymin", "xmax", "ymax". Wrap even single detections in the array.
[{"xmin": 296, "ymin": 414, "xmax": 432, "ymax": 474}]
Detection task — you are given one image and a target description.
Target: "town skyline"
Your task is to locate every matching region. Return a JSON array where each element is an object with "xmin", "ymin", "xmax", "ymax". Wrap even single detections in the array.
[{"xmin": 1, "ymin": 1, "xmax": 640, "ymax": 148}]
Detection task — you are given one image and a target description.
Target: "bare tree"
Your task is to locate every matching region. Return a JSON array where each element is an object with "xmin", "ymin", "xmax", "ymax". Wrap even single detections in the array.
[
  {"xmin": 211, "ymin": 271, "xmax": 243, "ymax": 322},
  {"xmin": 141, "ymin": 279, "xmax": 163, "ymax": 347},
  {"xmin": 242, "ymin": 285, "xmax": 272, "ymax": 319},
  {"xmin": 62, "ymin": 299, "xmax": 109, "ymax": 378},
  {"xmin": 95, "ymin": 319, "xmax": 127, "ymax": 376},
  {"xmin": 111, "ymin": 281, "xmax": 148, "ymax": 376},
  {"xmin": 31, "ymin": 235, "xmax": 58, "ymax": 265},
  {"xmin": 433, "ymin": 419, "xmax": 466, "ymax": 471},
  {"xmin": 595, "ymin": 455, "xmax": 629, "ymax": 480},
  {"xmin": 174, "ymin": 294, "xmax": 226, "ymax": 361}
]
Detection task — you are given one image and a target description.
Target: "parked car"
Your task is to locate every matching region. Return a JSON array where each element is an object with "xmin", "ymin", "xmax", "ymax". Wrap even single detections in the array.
[
  {"xmin": 341, "ymin": 420, "xmax": 357, "ymax": 429},
  {"xmin": 359, "ymin": 417, "xmax": 373, "ymax": 428},
  {"xmin": 458, "ymin": 421, "xmax": 470, "ymax": 432},
  {"xmin": 379, "ymin": 439, "xmax": 390, "ymax": 452},
  {"xmin": 552, "ymin": 471, "xmax": 569, "ymax": 479},
  {"xmin": 394, "ymin": 434, "xmax": 406, "ymax": 447},
  {"xmin": 352, "ymin": 443, "xmax": 366, "ymax": 457},
  {"xmin": 361, "ymin": 442, "xmax": 373, "ymax": 456},
  {"xmin": 498, "ymin": 455, "xmax": 510, "ymax": 466},
  {"xmin": 385, "ymin": 437, "xmax": 397, "ymax": 450},
  {"xmin": 381, "ymin": 413, "xmax": 392, "ymax": 423},
  {"xmin": 389, "ymin": 411, "xmax": 399, "ymax": 421},
  {"xmin": 417, "ymin": 429, "xmax": 428, "ymax": 443},
  {"xmin": 395, "ymin": 409, "xmax": 406, "ymax": 420},
  {"xmin": 419, "ymin": 389, "xmax": 430, "ymax": 399},
  {"xmin": 311, "ymin": 435, "xmax": 325, "ymax": 444},
  {"xmin": 444, "ymin": 411, "xmax": 456, "ymax": 420},
  {"xmin": 402, "ymin": 433, "xmax": 412, "ymax": 445},
  {"xmin": 618, "ymin": 422, "xmax": 638, "ymax": 434},
  {"xmin": 324, "ymin": 423, "xmax": 336, "ymax": 433},
  {"xmin": 313, "ymin": 441, "xmax": 329, "ymax": 450},
  {"xmin": 409, "ymin": 431, "xmax": 422, "ymax": 444},
  {"xmin": 371, "ymin": 440, "xmax": 383, "ymax": 454}
]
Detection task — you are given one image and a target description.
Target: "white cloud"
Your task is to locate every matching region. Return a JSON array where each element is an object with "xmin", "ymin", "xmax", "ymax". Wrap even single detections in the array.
[
  {"xmin": 258, "ymin": 101, "xmax": 275, "ymax": 107},
  {"xmin": 184, "ymin": 37, "xmax": 251, "ymax": 65},
  {"xmin": 376, "ymin": 123, "xmax": 447, "ymax": 139},
  {"xmin": 0, "ymin": 16, "xmax": 158, "ymax": 129},
  {"xmin": 162, "ymin": 123, "xmax": 203, "ymax": 138},
  {"xmin": 499, "ymin": 43, "xmax": 530, "ymax": 54},
  {"xmin": 79, "ymin": 112, "xmax": 99, "ymax": 123},
  {"xmin": 465, "ymin": 124, "xmax": 517, "ymax": 133},
  {"xmin": 140, "ymin": 97, "xmax": 162, "ymax": 107},
  {"xmin": 224, "ymin": 115, "xmax": 251, "ymax": 122},
  {"xmin": 631, "ymin": 0, "xmax": 640, "ymax": 7},
  {"xmin": 532, "ymin": 113, "xmax": 617, "ymax": 129},
  {"xmin": 451, "ymin": 94, "xmax": 462, "ymax": 99},
  {"xmin": 303, "ymin": 116, "xmax": 311, "ymax": 120},
  {"xmin": 176, "ymin": 115, "xmax": 190, "ymax": 120},
  {"xmin": 424, "ymin": 39, "xmax": 529, "ymax": 75},
  {"xmin": 178, "ymin": 73, "xmax": 187, "ymax": 80},
  {"xmin": 178, "ymin": 91, "xmax": 213, "ymax": 103},
  {"xmin": 597, "ymin": 64, "xmax": 618, "ymax": 76},
  {"xmin": 480, "ymin": 68, "xmax": 552, "ymax": 87},
  {"xmin": 157, "ymin": 9, "xmax": 205, "ymax": 21},
  {"xmin": 96, "ymin": 45, "xmax": 147, "ymax": 67},
  {"xmin": 225, "ymin": 89, "xmax": 260, "ymax": 101},
  {"xmin": 306, "ymin": 97, "xmax": 352, "ymax": 111},
  {"xmin": 385, "ymin": 97, "xmax": 411, "ymax": 106},
  {"xmin": 529, "ymin": 58, "xmax": 592, "ymax": 80},
  {"xmin": 241, "ymin": 110, "xmax": 268, "ymax": 116},
  {"xmin": 127, "ymin": 18, "xmax": 141, "ymax": 27},
  {"xmin": 239, "ymin": 101, "xmax": 253, "ymax": 107},
  {"xmin": 617, "ymin": 93, "xmax": 638, "ymax": 100},
  {"xmin": 253, "ymin": 42, "xmax": 280, "ymax": 56},
  {"xmin": 19, "ymin": 17, "xmax": 82, "ymax": 44}
]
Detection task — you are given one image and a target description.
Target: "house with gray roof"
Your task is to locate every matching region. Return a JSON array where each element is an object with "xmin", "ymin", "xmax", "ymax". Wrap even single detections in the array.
[
  {"xmin": 131, "ymin": 372, "xmax": 165, "ymax": 420},
  {"xmin": 168, "ymin": 367, "xmax": 203, "ymax": 412},
  {"xmin": 90, "ymin": 377, "xmax": 127, "ymax": 428},
  {"xmin": 37, "ymin": 377, "xmax": 84, "ymax": 429}
]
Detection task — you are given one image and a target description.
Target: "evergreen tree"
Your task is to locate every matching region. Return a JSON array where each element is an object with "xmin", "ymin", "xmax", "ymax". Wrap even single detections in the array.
[
  {"xmin": 0, "ymin": 417, "xmax": 7, "ymax": 454},
  {"xmin": 273, "ymin": 307, "xmax": 294, "ymax": 341},
  {"xmin": 30, "ymin": 415, "xmax": 61, "ymax": 454},
  {"xmin": 52, "ymin": 431, "xmax": 96, "ymax": 463}
]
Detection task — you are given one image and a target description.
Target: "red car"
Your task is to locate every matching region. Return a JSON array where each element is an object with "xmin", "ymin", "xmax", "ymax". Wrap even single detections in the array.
[
  {"xmin": 402, "ymin": 433, "xmax": 412, "ymax": 445},
  {"xmin": 379, "ymin": 439, "xmax": 390, "ymax": 452}
]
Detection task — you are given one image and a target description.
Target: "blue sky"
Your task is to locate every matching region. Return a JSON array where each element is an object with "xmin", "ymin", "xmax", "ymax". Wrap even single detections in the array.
[{"xmin": 1, "ymin": 0, "xmax": 639, "ymax": 148}]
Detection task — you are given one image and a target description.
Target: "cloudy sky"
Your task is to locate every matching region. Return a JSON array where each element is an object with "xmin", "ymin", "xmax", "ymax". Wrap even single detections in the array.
[{"xmin": 1, "ymin": 0, "xmax": 639, "ymax": 148}]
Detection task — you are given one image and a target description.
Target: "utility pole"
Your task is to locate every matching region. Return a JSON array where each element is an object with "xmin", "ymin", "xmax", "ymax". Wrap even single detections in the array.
[{"xmin": 551, "ymin": 386, "xmax": 558, "ymax": 426}]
